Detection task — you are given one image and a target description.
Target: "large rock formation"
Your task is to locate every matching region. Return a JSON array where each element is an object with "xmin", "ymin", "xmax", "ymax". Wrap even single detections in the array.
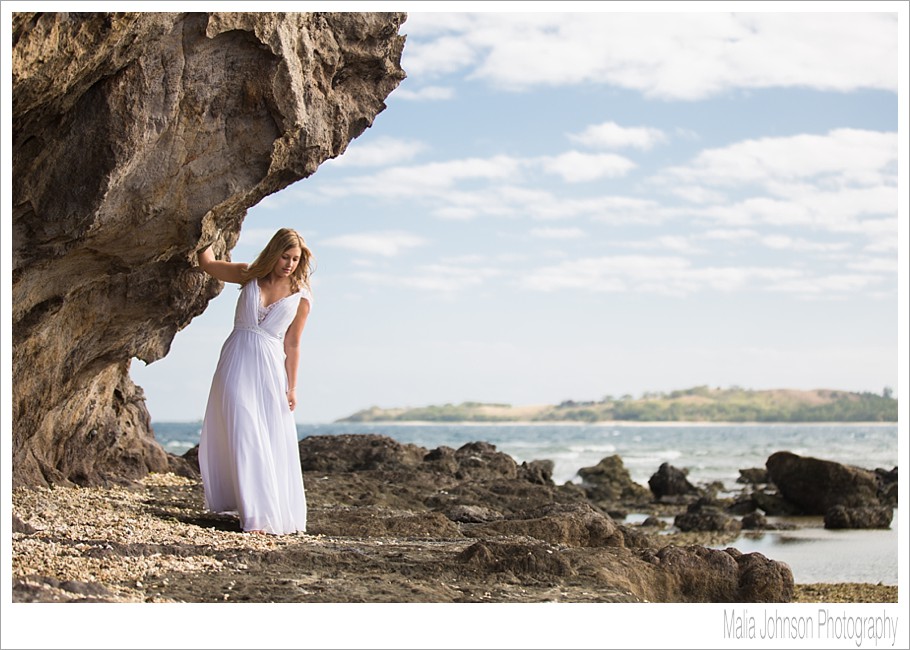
[
  {"xmin": 765, "ymin": 451, "xmax": 885, "ymax": 514},
  {"xmin": 576, "ymin": 454, "xmax": 652, "ymax": 507},
  {"xmin": 12, "ymin": 12, "xmax": 406, "ymax": 487},
  {"xmin": 648, "ymin": 461, "xmax": 700, "ymax": 500}
]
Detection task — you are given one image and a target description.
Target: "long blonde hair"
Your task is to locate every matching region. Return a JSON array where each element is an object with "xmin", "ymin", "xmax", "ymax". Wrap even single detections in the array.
[{"xmin": 241, "ymin": 228, "xmax": 314, "ymax": 293}]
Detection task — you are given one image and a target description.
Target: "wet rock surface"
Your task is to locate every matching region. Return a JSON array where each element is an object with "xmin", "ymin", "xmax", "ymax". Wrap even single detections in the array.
[
  {"xmin": 737, "ymin": 467, "xmax": 770, "ymax": 485},
  {"xmin": 876, "ymin": 467, "xmax": 899, "ymax": 507},
  {"xmin": 824, "ymin": 505, "xmax": 894, "ymax": 530},
  {"xmin": 577, "ymin": 455, "xmax": 653, "ymax": 507},
  {"xmin": 648, "ymin": 462, "xmax": 700, "ymax": 499},
  {"xmin": 722, "ymin": 453, "xmax": 900, "ymax": 530},
  {"xmin": 674, "ymin": 499, "xmax": 743, "ymax": 534},
  {"xmin": 766, "ymin": 451, "xmax": 884, "ymax": 514}
]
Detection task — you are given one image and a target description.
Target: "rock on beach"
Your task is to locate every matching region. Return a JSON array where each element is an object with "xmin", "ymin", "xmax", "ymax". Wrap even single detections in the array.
[
  {"xmin": 13, "ymin": 435, "xmax": 898, "ymax": 605},
  {"xmin": 13, "ymin": 434, "xmax": 789, "ymax": 604}
]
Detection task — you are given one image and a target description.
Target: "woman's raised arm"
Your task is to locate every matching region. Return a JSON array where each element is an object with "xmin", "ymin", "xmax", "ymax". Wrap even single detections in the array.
[{"xmin": 198, "ymin": 245, "xmax": 249, "ymax": 284}]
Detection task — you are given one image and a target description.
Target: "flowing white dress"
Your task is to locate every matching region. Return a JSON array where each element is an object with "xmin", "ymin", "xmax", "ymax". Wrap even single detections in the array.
[{"xmin": 199, "ymin": 279, "xmax": 310, "ymax": 534}]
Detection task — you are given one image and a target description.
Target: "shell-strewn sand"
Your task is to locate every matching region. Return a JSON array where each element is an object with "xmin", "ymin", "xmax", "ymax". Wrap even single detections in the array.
[{"xmin": 12, "ymin": 473, "xmax": 896, "ymax": 604}]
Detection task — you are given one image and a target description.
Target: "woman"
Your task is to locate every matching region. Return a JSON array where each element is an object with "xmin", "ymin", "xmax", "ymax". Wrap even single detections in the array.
[{"xmin": 196, "ymin": 228, "xmax": 314, "ymax": 535}]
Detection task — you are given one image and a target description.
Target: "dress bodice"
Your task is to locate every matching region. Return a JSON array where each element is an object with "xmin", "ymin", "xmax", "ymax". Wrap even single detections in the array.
[{"xmin": 233, "ymin": 280, "xmax": 311, "ymax": 340}]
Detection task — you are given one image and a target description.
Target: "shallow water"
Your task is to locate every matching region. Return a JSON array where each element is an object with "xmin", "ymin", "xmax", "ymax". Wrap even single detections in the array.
[{"xmin": 712, "ymin": 511, "xmax": 899, "ymax": 585}]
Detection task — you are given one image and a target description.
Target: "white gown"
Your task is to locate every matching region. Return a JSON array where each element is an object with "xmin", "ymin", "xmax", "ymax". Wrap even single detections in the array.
[{"xmin": 199, "ymin": 279, "xmax": 310, "ymax": 534}]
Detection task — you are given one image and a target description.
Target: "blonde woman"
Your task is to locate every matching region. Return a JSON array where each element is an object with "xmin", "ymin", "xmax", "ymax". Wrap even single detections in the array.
[{"xmin": 196, "ymin": 228, "xmax": 314, "ymax": 535}]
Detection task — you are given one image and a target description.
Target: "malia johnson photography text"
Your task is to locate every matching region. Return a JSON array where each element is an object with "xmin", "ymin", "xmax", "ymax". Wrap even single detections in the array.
[{"xmin": 724, "ymin": 608, "xmax": 899, "ymax": 646}]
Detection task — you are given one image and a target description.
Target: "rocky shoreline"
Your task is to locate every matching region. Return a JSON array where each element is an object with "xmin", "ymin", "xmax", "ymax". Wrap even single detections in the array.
[{"xmin": 12, "ymin": 435, "xmax": 897, "ymax": 604}]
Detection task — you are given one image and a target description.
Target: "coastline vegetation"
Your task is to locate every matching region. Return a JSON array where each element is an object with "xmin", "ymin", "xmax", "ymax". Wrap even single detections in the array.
[{"xmin": 337, "ymin": 386, "xmax": 898, "ymax": 423}]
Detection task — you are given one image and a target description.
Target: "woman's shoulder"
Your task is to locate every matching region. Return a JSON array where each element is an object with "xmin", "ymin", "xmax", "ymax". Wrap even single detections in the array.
[{"xmin": 296, "ymin": 285, "xmax": 313, "ymax": 306}]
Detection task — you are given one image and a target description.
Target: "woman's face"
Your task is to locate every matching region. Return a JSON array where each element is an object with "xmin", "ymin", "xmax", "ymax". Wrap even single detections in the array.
[{"xmin": 273, "ymin": 246, "xmax": 302, "ymax": 278}]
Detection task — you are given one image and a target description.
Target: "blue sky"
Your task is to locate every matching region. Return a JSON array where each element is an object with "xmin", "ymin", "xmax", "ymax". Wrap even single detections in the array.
[{"xmin": 130, "ymin": 7, "xmax": 904, "ymax": 425}]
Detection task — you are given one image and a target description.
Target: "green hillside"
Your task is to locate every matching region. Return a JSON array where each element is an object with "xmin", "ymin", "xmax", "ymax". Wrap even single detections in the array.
[{"xmin": 337, "ymin": 386, "xmax": 897, "ymax": 423}]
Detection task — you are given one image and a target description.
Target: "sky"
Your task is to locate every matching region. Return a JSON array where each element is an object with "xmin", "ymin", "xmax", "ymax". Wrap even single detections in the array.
[{"xmin": 128, "ymin": 6, "xmax": 905, "ymax": 425}]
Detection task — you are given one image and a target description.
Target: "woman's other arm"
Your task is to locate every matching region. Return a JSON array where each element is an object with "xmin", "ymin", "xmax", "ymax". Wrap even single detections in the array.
[
  {"xmin": 197, "ymin": 245, "xmax": 248, "ymax": 284},
  {"xmin": 283, "ymin": 297, "xmax": 311, "ymax": 412}
]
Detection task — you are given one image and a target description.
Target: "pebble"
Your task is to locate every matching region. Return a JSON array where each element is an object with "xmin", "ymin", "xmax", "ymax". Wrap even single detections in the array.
[
  {"xmin": 12, "ymin": 471, "xmax": 897, "ymax": 605},
  {"xmin": 12, "ymin": 473, "xmax": 307, "ymax": 602}
]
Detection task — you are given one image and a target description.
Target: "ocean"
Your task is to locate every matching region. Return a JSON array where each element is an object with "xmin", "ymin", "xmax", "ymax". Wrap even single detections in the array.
[{"xmin": 152, "ymin": 420, "xmax": 899, "ymax": 585}]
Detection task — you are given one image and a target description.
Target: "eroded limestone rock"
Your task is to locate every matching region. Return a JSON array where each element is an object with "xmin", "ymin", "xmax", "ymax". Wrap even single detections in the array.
[{"xmin": 12, "ymin": 11, "xmax": 406, "ymax": 487}]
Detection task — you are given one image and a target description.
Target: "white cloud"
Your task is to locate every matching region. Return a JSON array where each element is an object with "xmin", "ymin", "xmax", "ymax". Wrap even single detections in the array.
[
  {"xmin": 352, "ymin": 263, "xmax": 501, "ymax": 293},
  {"xmin": 439, "ymin": 254, "xmax": 485, "ymax": 265},
  {"xmin": 724, "ymin": 13, "xmax": 897, "ymax": 95},
  {"xmin": 401, "ymin": 12, "xmax": 477, "ymax": 37},
  {"xmin": 767, "ymin": 273, "xmax": 887, "ymax": 295},
  {"xmin": 464, "ymin": 191, "xmax": 666, "ymax": 223},
  {"xmin": 400, "ymin": 29, "xmax": 480, "ymax": 77},
  {"xmin": 300, "ymin": 151, "xmax": 661, "ymax": 223},
  {"xmin": 349, "ymin": 155, "xmax": 526, "ymax": 198},
  {"xmin": 697, "ymin": 197, "xmax": 806, "ymax": 227},
  {"xmin": 701, "ymin": 228, "xmax": 759, "ymax": 242},
  {"xmin": 864, "ymin": 235, "xmax": 899, "ymax": 254},
  {"xmin": 392, "ymin": 85, "xmax": 456, "ymax": 101},
  {"xmin": 428, "ymin": 185, "xmax": 548, "ymax": 220},
  {"xmin": 320, "ymin": 231, "xmax": 428, "ymax": 257},
  {"xmin": 520, "ymin": 255, "xmax": 687, "ymax": 293},
  {"xmin": 350, "ymin": 259, "xmax": 377, "ymax": 268},
  {"xmin": 846, "ymin": 257, "xmax": 897, "ymax": 274},
  {"xmin": 431, "ymin": 205, "xmax": 480, "ymax": 221},
  {"xmin": 760, "ymin": 235, "xmax": 850, "ymax": 253},
  {"xmin": 569, "ymin": 121, "xmax": 668, "ymax": 150},
  {"xmin": 670, "ymin": 185, "xmax": 726, "ymax": 204},
  {"xmin": 403, "ymin": 12, "xmax": 897, "ymax": 99},
  {"xmin": 496, "ymin": 253, "xmax": 529, "ymax": 264},
  {"xmin": 666, "ymin": 129, "xmax": 897, "ymax": 188},
  {"xmin": 621, "ymin": 236, "xmax": 705, "ymax": 255},
  {"xmin": 661, "ymin": 129, "xmax": 898, "ymax": 234},
  {"xmin": 327, "ymin": 137, "xmax": 428, "ymax": 168},
  {"xmin": 540, "ymin": 151, "xmax": 636, "ymax": 183},
  {"xmin": 694, "ymin": 186, "xmax": 897, "ymax": 234},
  {"xmin": 516, "ymin": 254, "xmax": 879, "ymax": 297},
  {"xmin": 530, "ymin": 227, "xmax": 586, "ymax": 240},
  {"xmin": 297, "ymin": 128, "xmax": 895, "ymax": 254},
  {"xmin": 584, "ymin": 196, "xmax": 674, "ymax": 224},
  {"xmin": 343, "ymin": 243, "xmax": 891, "ymax": 298},
  {"xmin": 468, "ymin": 191, "xmax": 668, "ymax": 223},
  {"xmin": 235, "ymin": 227, "xmax": 285, "ymax": 249}
]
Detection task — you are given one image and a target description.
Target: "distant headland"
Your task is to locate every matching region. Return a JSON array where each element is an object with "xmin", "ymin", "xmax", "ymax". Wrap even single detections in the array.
[{"xmin": 337, "ymin": 386, "xmax": 897, "ymax": 423}]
